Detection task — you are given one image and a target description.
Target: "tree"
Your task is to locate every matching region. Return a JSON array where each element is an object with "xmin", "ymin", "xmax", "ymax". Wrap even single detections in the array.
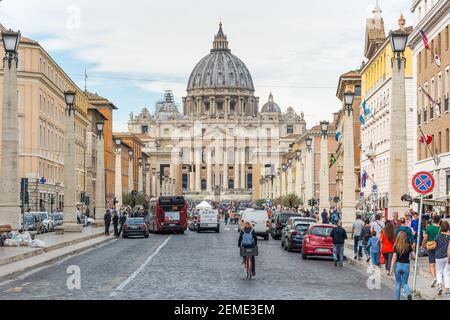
[
  {"xmin": 281, "ymin": 193, "xmax": 302, "ymax": 208},
  {"xmin": 255, "ymin": 199, "xmax": 266, "ymax": 207},
  {"xmin": 122, "ymin": 191, "xmax": 146, "ymax": 207}
]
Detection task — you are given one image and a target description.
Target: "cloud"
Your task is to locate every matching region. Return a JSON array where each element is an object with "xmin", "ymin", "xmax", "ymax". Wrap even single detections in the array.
[{"xmin": 0, "ymin": 0, "xmax": 412, "ymax": 129}]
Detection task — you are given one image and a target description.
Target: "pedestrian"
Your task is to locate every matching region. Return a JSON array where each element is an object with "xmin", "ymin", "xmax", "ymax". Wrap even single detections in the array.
[
  {"xmin": 225, "ymin": 210, "xmax": 229, "ymax": 225},
  {"xmin": 390, "ymin": 231, "xmax": 413, "ymax": 300},
  {"xmin": 351, "ymin": 214, "xmax": 365, "ymax": 260},
  {"xmin": 112, "ymin": 211, "xmax": 119, "ymax": 237},
  {"xmin": 370, "ymin": 214, "xmax": 385, "ymax": 238},
  {"xmin": 390, "ymin": 212, "xmax": 402, "ymax": 229},
  {"xmin": 361, "ymin": 219, "xmax": 372, "ymax": 263},
  {"xmin": 118, "ymin": 211, "xmax": 127, "ymax": 236},
  {"xmin": 330, "ymin": 221, "xmax": 347, "ymax": 267},
  {"xmin": 321, "ymin": 209, "xmax": 329, "ymax": 224},
  {"xmin": 411, "ymin": 212, "xmax": 422, "ymax": 246},
  {"xmin": 434, "ymin": 221, "xmax": 450, "ymax": 296},
  {"xmin": 368, "ymin": 230, "xmax": 380, "ymax": 266},
  {"xmin": 380, "ymin": 222, "xmax": 395, "ymax": 275},
  {"xmin": 422, "ymin": 215, "xmax": 442, "ymax": 288},
  {"xmin": 395, "ymin": 217, "xmax": 415, "ymax": 247},
  {"xmin": 104, "ymin": 210, "xmax": 112, "ymax": 236}
]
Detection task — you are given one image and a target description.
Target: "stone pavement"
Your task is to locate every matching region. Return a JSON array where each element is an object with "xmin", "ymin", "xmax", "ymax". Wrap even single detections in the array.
[
  {"xmin": 0, "ymin": 226, "xmax": 116, "ymax": 280},
  {"xmin": 344, "ymin": 239, "xmax": 450, "ymax": 300}
]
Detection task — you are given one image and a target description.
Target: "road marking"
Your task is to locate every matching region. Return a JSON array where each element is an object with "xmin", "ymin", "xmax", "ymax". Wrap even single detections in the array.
[
  {"xmin": 109, "ymin": 236, "xmax": 172, "ymax": 297},
  {"xmin": 224, "ymin": 228, "xmax": 230, "ymax": 231}
]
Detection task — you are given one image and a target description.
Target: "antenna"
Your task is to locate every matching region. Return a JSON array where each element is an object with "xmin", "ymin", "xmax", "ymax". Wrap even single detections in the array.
[{"xmin": 84, "ymin": 68, "xmax": 88, "ymax": 91}]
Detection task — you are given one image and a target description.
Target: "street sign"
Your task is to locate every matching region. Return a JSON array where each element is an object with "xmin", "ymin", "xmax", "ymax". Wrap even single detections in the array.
[
  {"xmin": 40, "ymin": 177, "xmax": 47, "ymax": 185},
  {"xmin": 412, "ymin": 171, "xmax": 435, "ymax": 195}
]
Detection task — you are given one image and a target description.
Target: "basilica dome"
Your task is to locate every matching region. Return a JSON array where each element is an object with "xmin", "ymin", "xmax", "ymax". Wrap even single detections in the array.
[
  {"xmin": 187, "ymin": 23, "xmax": 254, "ymax": 92},
  {"xmin": 261, "ymin": 93, "xmax": 281, "ymax": 113}
]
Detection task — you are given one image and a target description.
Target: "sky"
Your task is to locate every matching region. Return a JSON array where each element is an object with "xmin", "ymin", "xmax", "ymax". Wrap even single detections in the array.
[{"xmin": 0, "ymin": 0, "xmax": 412, "ymax": 132}]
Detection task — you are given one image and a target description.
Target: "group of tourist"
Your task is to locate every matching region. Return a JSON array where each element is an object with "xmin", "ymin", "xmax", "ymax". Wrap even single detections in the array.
[{"xmin": 351, "ymin": 211, "xmax": 450, "ymax": 300}]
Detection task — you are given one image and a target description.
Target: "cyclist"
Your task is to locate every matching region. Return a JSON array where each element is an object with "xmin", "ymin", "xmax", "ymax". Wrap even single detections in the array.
[{"xmin": 238, "ymin": 221, "xmax": 258, "ymax": 277}]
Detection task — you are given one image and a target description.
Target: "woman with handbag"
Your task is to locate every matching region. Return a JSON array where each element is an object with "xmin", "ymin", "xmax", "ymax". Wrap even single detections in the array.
[
  {"xmin": 434, "ymin": 221, "xmax": 450, "ymax": 296},
  {"xmin": 380, "ymin": 223, "xmax": 396, "ymax": 276},
  {"xmin": 422, "ymin": 215, "xmax": 442, "ymax": 288}
]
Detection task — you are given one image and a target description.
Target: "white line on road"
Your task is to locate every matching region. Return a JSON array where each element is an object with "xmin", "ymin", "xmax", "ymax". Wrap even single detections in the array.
[{"xmin": 109, "ymin": 236, "xmax": 172, "ymax": 297}]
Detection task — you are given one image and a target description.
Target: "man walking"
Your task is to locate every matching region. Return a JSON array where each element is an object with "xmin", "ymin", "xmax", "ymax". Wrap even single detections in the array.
[
  {"xmin": 321, "ymin": 209, "xmax": 329, "ymax": 224},
  {"xmin": 330, "ymin": 221, "xmax": 348, "ymax": 267},
  {"xmin": 112, "ymin": 211, "xmax": 119, "ymax": 237},
  {"xmin": 352, "ymin": 214, "xmax": 364, "ymax": 260},
  {"xmin": 104, "ymin": 209, "xmax": 112, "ymax": 236},
  {"xmin": 118, "ymin": 211, "xmax": 127, "ymax": 237}
]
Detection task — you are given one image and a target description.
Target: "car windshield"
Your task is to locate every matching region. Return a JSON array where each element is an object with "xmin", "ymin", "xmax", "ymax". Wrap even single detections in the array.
[
  {"xmin": 295, "ymin": 224, "xmax": 310, "ymax": 232},
  {"xmin": 311, "ymin": 227, "xmax": 334, "ymax": 237},
  {"xmin": 40, "ymin": 213, "xmax": 47, "ymax": 219},
  {"xmin": 24, "ymin": 214, "xmax": 34, "ymax": 223},
  {"xmin": 126, "ymin": 218, "xmax": 145, "ymax": 224}
]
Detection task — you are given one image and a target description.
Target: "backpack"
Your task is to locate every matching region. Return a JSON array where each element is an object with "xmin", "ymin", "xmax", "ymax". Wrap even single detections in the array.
[{"xmin": 242, "ymin": 230, "xmax": 255, "ymax": 248}]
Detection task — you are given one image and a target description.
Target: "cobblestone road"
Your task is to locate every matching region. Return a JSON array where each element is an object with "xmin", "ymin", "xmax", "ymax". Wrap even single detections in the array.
[{"xmin": 0, "ymin": 223, "xmax": 394, "ymax": 300}]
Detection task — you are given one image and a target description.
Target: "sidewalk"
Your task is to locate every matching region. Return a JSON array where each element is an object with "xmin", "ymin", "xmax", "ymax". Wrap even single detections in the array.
[
  {"xmin": 0, "ymin": 226, "xmax": 116, "ymax": 280},
  {"xmin": 344, "ymin": 239, "xmax": 449, "ymax": 300}
]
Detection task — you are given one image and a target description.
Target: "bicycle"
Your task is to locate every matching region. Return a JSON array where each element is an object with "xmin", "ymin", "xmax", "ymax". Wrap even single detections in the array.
[{"xmin": 240, "ymin": 246, "xmax": 258, "ymax": 280}]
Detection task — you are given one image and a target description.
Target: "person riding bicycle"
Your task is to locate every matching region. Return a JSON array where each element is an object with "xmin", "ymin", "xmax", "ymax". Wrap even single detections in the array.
[{"xmin": 238, "ymin": 221, "xmax": 258, "ymax": 277}]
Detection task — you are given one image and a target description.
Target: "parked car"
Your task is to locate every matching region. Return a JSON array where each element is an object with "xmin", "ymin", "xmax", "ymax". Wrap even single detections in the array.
[
  {"xmin": 280, "ymin": 217, "xmax": 316, "ymax": 245},
  {"xmin": 282, "ymin": 222, "xmax": 313, "ymax": 252},
  {"xmin": 301, "ymin": 224, "xmax": 336, "ymax": 260},
  {"xmin": 22, "ymin": 213, "xmax": 45, "ymax": 234},
  {"xmin": 49, "ymin": 213, "xmax": 59, "ymax": 229},
  {"xmin": 122, "ymin": 217, "xmax": 149, "ymax": 238},
  {"xmin": 197, "ymin": 209, "xmax": 220, "ymax": 233},
  {"xmin": 241, "ymin": 209, "xmax": 270, "ymax": 240},
  {"xmin": 37, "ymin": 212, "xmax": 54, "ymax": 232},
  {"xmin": 270, "ymin": 212, "xmax": 301, "ymax": 240}
]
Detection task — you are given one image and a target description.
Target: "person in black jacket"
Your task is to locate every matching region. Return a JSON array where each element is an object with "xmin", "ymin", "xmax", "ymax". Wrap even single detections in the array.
[
  {"xmin": 238, "ymin": 221, "xmax": 258, "ymax": 276},
  {"xmin": 330, "ymin": 221, "xmax": 348, "ymax": 267},
  {"xmin": 104, "ymin": 210, "xmax": 112, "ymax": 235},
  {"xmin": 112, "ymin": 211, "xmax": 119, "ymax": 237},
  {"xmin": 118, "ymin": 212, "xmax": 127, "ymax": 237}
]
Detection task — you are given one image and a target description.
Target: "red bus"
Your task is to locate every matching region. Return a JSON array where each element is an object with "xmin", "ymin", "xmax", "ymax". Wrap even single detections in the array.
[{"xmin": 147, "ymin": 196, "xmax": 188, "ymax": 234}]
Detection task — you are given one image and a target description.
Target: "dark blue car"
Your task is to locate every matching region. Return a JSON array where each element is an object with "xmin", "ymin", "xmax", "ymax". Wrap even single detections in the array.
[{"xmin": 282, "ymin": 223, "xmax": 312, "ymax": 252}]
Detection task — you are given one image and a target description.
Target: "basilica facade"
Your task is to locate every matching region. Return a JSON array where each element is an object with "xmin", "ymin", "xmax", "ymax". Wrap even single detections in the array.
[{"xmin": 127, "ymin": 24, "xmax": 306, "ymax": 201}]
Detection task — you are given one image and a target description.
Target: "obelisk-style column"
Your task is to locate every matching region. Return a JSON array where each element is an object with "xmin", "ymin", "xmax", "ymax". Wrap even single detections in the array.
[
  {"xmin": 0, "ymin": 34, "xmax": 21, "ymax": 230},
  {"xmin": 388, "ymin": 54, "xmax": 409, "ymax": 216},
  {"xmin": 62, "ymin": 93, "xmax": 82, "ymax": 232},
  {"xmin": 319, "ymin": 131, "xmax": 330, "ymax": 212},
  {"xmin": 94, "ymin": 128, "xmax": 106, "ymax": 226},
  {"xmin": 342, "ymin": 107, "xmax": 357, "ymax": 228},
  {"xmin": 114, "ymin": 149, "xmax": 122, "ymax": 207}
]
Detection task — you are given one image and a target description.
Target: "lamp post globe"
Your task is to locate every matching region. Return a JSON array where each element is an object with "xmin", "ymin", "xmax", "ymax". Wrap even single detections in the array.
[
  {"xmin": 64, "ymin": 90, "xmax": 76, "ymax": 114},
  {"xmin": 389, "ymin": 30, "xmax": 408, "ymax": 54},
  {"xmin": 306, "ymin": 136, "xmax": 313, "ymax": 150},
  {"xmin": 320, "ymin": 121, "xmax": 329, "ymax": 136},
  {"xmin": 95, "ymin": 121, "xmax": 104, "ymax": 135}
]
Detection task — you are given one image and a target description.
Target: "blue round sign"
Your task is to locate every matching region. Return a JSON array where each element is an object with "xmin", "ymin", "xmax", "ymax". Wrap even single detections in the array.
[{"xmin": 412, "ymin": 171, "xmax": 435, "ymax": 195}]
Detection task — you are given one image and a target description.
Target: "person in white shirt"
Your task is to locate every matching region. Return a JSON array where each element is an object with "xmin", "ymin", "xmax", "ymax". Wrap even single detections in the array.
[{"xmin": 370, "ymin": 214, "xmax": 385, "ymax": 238}]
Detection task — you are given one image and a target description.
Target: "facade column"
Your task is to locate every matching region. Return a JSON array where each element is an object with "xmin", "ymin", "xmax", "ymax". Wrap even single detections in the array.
[
  {"xmin": 225, "ymin": 96, "xmax": 230, "ymax": 118},
  {"xmin": 138, "ymin": 163, "xmax": 143, "ymax": 193},
  {"xmin": 146, "ymin": 168, "xmax": 151, "ymax": 197},
  {"xmin": 287, "ymin": 164, "xmax": 293, "ymax": 194},
  {"xmin": 319, "ymin": 134, "xmax": 330, "ymax": 212},
  {"xmin": 94, "ymin": 133, "xmax": 106, "ymax": 226},
  {"xmin": 295, "ymin": 158, "xmax": 302, "ymax": 199},
  {"xmin": 195, "ymin": 149, "xmax": 201, "ymax": 192},
  {"xmin": 305, "ymin": 146, "xmax": 314, "ymax": 205},
  {"xmin": 151, "ymin": 172, "xmax": 156, "ymax": 198},
  {"xmin": 241, "ymin": 148, "xmax": 246, "ymax": 190},
  {"xmin": 223, "ymin": 147, "xmax": 228, "ymax": 190},
  {"xmin": 342, "ymin": 108, "xmax": 357, "ymax": 228},
  {"xmin": 234, "ymin": 147, "xmax": 240, "ymax": 189},
  {"xmin": 207, "ymin": 149, "xmax": 212, "ymax": 191},
  {"xmin": 388, "ymin": 57, "xmax": 409, "ymax": 217},
  {"xmin": 128, "ymin": 157, "xmax": 134, "ymax": 193},
  {"xmin": 114, "ymin": 149, "xmax": 122, "ymax": 207},
  {"xmin": 189, "ymin": 149, "xmax": 194, "ymax": 192},
  {"xmin": 63, "ymin": 101, "xmax": 81, "ymax": 231},
  {"xmin": 0, "ymin": 42, "xmax": 21, "ymax": 230},
  {"xmin": 156, "ymin": 173, "xmax": 161, "ymax": 196}
]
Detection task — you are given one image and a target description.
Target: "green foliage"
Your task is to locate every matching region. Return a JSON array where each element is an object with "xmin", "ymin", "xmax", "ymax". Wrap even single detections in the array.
[
  {"xmin": 255, "ymin": 199, "xmax": 266, "ymax": 207},
  {"xmin": 281, "ymin": 193, "xmax": 302, "ymax": 208},
  {"xmin": 122, "ymin": 192, "xmax": 146, "ymax": 207}
]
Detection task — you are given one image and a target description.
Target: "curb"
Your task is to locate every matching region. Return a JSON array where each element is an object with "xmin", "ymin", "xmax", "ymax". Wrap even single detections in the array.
[{"xmin": 0, "ymin": 236, "xmax": 117, "ymax": 281}]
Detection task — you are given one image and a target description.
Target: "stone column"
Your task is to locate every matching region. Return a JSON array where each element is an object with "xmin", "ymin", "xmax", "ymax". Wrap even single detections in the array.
[
  {"xmin": 223, "ymin": 148, "xmax": 228, "ymax": 190},
  {"xmin": 225, "ymin": 96, "xmax": 230, "ymax": 118},
  {"xmin": 189, "ymin": 149, "xmax": 194, "ymax": 192},
  {"xmin": 146, "ymin": 169, "xmax": 151, "ymax": 197},
  {"xmin": 94, "ymin": 134, "xmax": 106, "ymax": 226},
  {"xmin": 210, "ymin": 97, "xmax": 215, "ymax": 117},
  {"xmin": 0, "ymin": 50, "xmax": 21, "ymax": 230},
  {"xmin": 342, "ymin": 108, "xmax": 357, "ymax": 228},
  {"xmin": 195, "ymin": 149, "xmax": 201, "ymax": 192},
  {"xmin": 114, "ymin": 149, "xmax": 122, "ymax": 207},
  {"xmin": 156, "ymin": 174, "xmax": 160, "ymax": 196},
  {"xmin": 388, "ymin": 57, "xmax": 409, "ymax": 216},
  {"xmin": 234, "ymin": 148, "xmax": 240, "ymax": 189},
  {"xmin": 241, "ymin": 148, "xmax": 246, "ymax": 190},
  {"xmin": 138, "ymin": 164, "xmax": 143, "ymax": 193},
  {"xmin": 295, "ymin": 158, "xmax": 302, "ymax": 199},
  {"xmin": 287, "ymin": 165, "xmax": 293, "ymax": 194},
  {"xmin": 63, "ymin": 106, "xmax": 82, "ymax": 232},
  {"xmin": 319, "ymin": 134, "xmax": 329, "ymax": 212},
  {"xmin": 305, "ymin": 147, "xmax": 314, "ymax": 204},
  {"xmin": 151, "ymin": 173, "xmax": 156, "ymax": 198},
  {"xmin": 207, "ymin": 149, "xmax": 212, "ymax": 191}
]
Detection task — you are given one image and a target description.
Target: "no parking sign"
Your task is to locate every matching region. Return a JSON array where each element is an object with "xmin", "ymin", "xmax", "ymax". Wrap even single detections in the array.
[{"xmin": 412, "ymin": 171, "xmax": 435, "ymax": 195}]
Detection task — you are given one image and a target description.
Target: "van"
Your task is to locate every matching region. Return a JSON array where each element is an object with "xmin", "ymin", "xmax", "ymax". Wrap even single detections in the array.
[
  {"xmin": 197, "ymin": 209, "xmax": 220, "ymax": 233},
  {"xmin": 241, "ymin": 209, "xmax": 270, "ymax": 240}
]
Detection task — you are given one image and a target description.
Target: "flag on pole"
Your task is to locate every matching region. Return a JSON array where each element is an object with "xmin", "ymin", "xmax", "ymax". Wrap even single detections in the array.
[
  {"xmin": 419, "ymin": 134, "xmax": 433, "ymax": 145},
  {"xmin": 335, "ymin": 131, "xmax": 342, "ymax": 141},
  {"xmin": 420, "ymin": 30, "xmax": 430, "ymax": 50},
  {"xmin": 434, "ymin": 51, "xmax": 442, "ymax": 67},
  {"xmin": 329, "ymin": 154, "xmax": 337, "ymax": 168},
  {"xmin": 359, "ymin": 114, "xmax": 365, "ymax": 126}
]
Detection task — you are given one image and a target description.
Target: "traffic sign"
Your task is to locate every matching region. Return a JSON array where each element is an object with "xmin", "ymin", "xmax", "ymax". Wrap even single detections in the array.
[
  {"xmin": 412, "ymin": 171, "xmax": 435, "ymax": 195},
  {"xmin": 40, "ymin": 177, "xmax": 47, "ymax": 184}
]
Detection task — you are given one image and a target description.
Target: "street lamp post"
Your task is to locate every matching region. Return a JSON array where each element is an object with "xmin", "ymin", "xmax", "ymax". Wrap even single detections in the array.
[
  {"xmin": 145, "ymin": 163, "xmax": 151, "ymax": 198},
  {"xmin": 295, "ymin": 150, "xmax": 303, "ymax": 201},
  {"xmin": 114, "ymin": 138, "xmax": 122, "ymax": 208},
  {"xmin": 128, "ymin": 149, "xmax": 134, "ymax": 193},
  {"xmin": 305, "ymin": 136, "xmax": 314, "ymax": 209},
  {"xmin": 94, "ymin": 121, "xmax": 106, "ymax": 226},
  {"xmin": 342, "ymin": 90, "xmax": 357, "ymax": 229},
  {"xmin": 151, "ymin": 168, "xmax": 156, "ymax": 198},
  {"xmin": 319, "ymin": 121, "xmax": 330, "ymax": 213},
  {"xmin": 0, "ymin": 29, "xmax": 21, "ymax": 230},
  {"xmin": 138, "ymin": 157, "xmax": 143, "ymax": 193},
  {"xmin": 388, "ymin": 29, "xmax": 409, "ymax": 217},
  {"xmin": 63, "ymin": 90, "xmax": 82, "ymax": 232}
]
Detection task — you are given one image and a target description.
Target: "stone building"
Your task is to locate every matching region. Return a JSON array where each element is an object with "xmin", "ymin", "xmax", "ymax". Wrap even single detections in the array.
[{"xmin": 128, "ymin": 23, "xmax": 306, "ymax": 201}]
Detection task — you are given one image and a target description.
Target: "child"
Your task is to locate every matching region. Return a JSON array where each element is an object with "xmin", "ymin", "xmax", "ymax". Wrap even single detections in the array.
[
  {"xmin": 368, "ymin": 230, "xmax": 380, "ymax": 266},
  {"xmin": 360, "ymin": 219, "xmax": 372, "ymax": 263}
]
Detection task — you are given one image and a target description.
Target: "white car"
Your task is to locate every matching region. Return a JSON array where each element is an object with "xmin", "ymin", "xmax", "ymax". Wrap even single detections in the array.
[
  {"xmin": 241, "ymin": 209, "xmax": 270, "ymax": 240},
  {"xmin": 197, "ymin": 209, "xmax": 220, "ymax": 233},
  {"xmin": 36, "ymin": 212, "xmax": 54, "ymax": 232}
]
